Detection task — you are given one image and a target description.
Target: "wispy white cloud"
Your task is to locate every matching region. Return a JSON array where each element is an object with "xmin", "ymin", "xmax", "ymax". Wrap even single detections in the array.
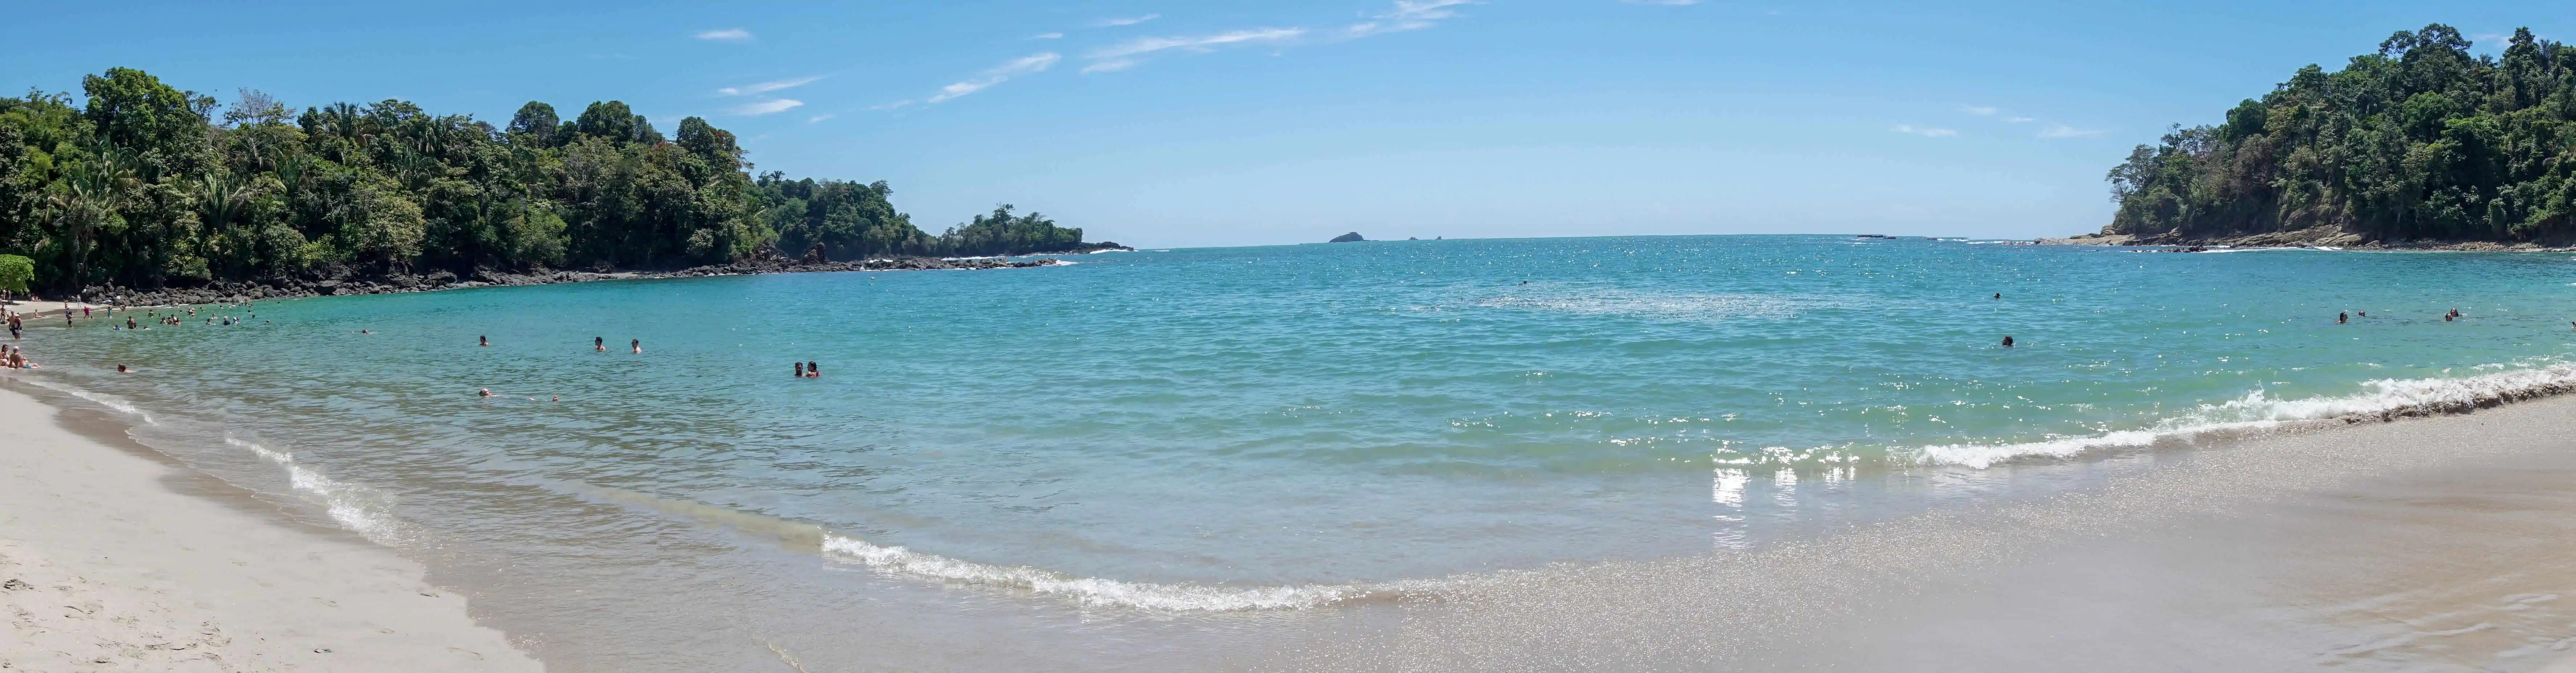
[
  {"xmin": 2036, "ymin": 123, "xmax": 2103, "ymax": 138},
  {"xmin": 1033, "ymin": 32, "xmax": 1065, "ymax": 40},
  {"xmin": 695, "ymin": 28, "xmax": 754, "ymax": 42},
  {"xmin": 868, "ymin": 100, "xmax": 916, "ymax": 111},
  {"xmin": 1348, "ymin": 0, "xmax": 1473, "ymax": 37},
  {"xmin": 1961, "ymin": 105, "xmax": 1998, "ymax": 116},
  {"xmin": 1892, "ymin": 124, "xmax": 1958, "ymax": 137},
  {"xmin": 2004, "ymin": 116, "xmax": 2034, "ymax": 123},
  {"xmin": 1091, "ymin": 13, "xmax": 1161, "ymax": 27},
  {"xmin": 1084, "ymin": 27, "xmax": 1307, "ymax": 73},
  {"xmin": 807, "ymin": 113, "xmax": 835, "ymax": 124},
  {"xmin": 716, "ymin": 75, "xmax": 825, "ymax": 97},
  {"xmin": 929, "ymin": 52, "xmax": 1062, "ymax": 103},
  {"xmin": 730, "ymin": 99, "xmax": 804, "ymax": 115}
]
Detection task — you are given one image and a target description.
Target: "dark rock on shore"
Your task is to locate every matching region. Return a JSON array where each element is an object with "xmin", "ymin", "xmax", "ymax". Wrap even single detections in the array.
[
  {"xmin": 78, "ymin": 255, "xmax": 1069, "ymax": 307},
  {"xmin": 2036, "ymin": 226, "xmax": 2576, "ymax": 252}
]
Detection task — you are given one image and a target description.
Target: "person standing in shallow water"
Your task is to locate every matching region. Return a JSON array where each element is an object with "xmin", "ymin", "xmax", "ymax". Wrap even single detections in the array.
[
  {"xmin": 479, "ymin": 335, "xmax": 489, "ymax": 347},
  {"xmin": 794, "ymin": 362, "xmax": 804, "ymax": 378},
  {"xmin": 2338, "ymin": 312, "xmax": 2348, "ymax": 324},
  {"xmin": 631, "ymin": 338, "xmax": 641, "ymax": 354},
  {"xmin": 594, "ymin": 336, "xmax": 605, "ymax": 352},
  {"xmin": 807, "ymin": 361, "xmax": 819, "ymax": 378}
]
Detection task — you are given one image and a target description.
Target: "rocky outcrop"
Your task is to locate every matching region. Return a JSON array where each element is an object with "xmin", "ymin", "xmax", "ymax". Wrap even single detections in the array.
[
  {"xmin": 2038, "ymin": 226, "xmax": 2576, "ymax": 252},
  {"xmin": 1329, "ymin": 232, "xmax": 1365, "ymax": 243}
]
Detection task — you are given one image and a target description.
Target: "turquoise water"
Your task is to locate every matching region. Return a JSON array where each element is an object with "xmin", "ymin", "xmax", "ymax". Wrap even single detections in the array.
[{"xmin": 13, "ymin": 235, "xmax": 2576, "ymax": 664}]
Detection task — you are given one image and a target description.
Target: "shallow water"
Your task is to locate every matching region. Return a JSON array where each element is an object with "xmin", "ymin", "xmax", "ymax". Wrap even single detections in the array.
[{"xmin": 14, "ymin": 235, "xmax": 2576, "ymax": 669}]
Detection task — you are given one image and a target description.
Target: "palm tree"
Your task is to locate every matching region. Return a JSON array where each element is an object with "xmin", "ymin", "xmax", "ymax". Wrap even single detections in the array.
[
  {"xmin": 197, "ymin": 170, "xmax": 266, "ymax": 277},
  {"xmin": 44, "ymin": 146, "xmax": 140, "ymax": 289}
]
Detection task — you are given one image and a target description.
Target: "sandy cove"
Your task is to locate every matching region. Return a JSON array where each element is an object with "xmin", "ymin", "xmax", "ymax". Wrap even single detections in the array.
[{"xmin": 0, "ymin": 384, "xmax": 541, "ymax": 672}]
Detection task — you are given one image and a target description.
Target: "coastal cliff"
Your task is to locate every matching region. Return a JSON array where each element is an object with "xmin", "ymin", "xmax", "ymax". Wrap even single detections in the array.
[{"xmin": 2079, "ymin": 24, "xmax": 2576, "ymax": 249}]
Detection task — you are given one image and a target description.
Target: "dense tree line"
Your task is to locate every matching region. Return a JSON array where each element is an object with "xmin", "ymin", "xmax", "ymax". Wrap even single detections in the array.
[
  {"xmin": 2106, "ymin": 25, "xmax": 2576, "ymax": 241},
  {"xmin": 0, "ymin": 68, "xmax": 1110, "ymax": 293}
]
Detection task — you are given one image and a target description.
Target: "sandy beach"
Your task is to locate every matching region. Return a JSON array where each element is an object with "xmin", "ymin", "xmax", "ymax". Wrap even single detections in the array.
[{"xmin": 0, "ymin": 384, "xmax": 541, "ymax": 672}]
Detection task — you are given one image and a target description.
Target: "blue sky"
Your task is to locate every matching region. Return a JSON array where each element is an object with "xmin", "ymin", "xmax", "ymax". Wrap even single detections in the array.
[{"xmin": 4, "ymin": 1, "xmax": 2565, "ymax": 247}]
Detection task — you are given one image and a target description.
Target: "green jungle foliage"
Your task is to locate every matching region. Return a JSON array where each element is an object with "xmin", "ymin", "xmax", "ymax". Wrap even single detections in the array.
[
  {"xmin": 2107, "ymin": 25, "xmax": 2576, "ymax": 241},
  {"xmin": 0, "ymin": 68, "xmax": 1100, "ymax": 292},
  {"xmin": 0, "ymin": 254, "xmax": 31, "ymax": 293}
]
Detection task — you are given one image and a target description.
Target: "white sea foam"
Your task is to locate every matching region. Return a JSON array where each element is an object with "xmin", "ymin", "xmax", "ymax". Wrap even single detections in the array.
[
  {"xmin": 225, "ymin": 436, "xmax": 407, "ymax": 546},
  {"xmin": 818, "ymin": 532, "xmax": 1397, "ymax": 611},
  {"xmin": 573, "ymin": 484, "xmax": 1403, "ymax": 611},
  {"xmin": 1916, "ymin": 362, "xmax": 2576, "ymax": 468},
  {"xmin": 21, "ymin": 379, "xmax": 154, "ymax": 424}
]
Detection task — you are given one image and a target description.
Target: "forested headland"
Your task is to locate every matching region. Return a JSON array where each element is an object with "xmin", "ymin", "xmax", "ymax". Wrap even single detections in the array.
[
  {"xmin": 0, "ymin": 68, "xmax": 1121, "ymax": 296},
  {"xmin": 2095, "ymin": 25, "xmax": 2576, "ymax": 246}
]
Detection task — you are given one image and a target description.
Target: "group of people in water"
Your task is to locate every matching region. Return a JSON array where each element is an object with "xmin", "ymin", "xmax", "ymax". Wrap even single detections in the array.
[{"xmin": 2333, "ymin": 308, "xmax": 2475, "ymax": 324}]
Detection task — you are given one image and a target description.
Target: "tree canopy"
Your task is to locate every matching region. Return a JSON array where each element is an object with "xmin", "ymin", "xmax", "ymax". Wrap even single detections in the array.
[
  {"xmin": 0, "ymin": 68, "xmax": 1110, "ymax": 293},
  {"xmin": 2105, "ymin": 25, "xmax": 2576, "ymax": 241}
]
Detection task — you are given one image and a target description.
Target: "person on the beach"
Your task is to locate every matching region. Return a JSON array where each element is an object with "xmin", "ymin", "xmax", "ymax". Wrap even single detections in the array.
[
  {"xmin": 2002, "ymin": 336, "xmax": 2015, "ymax": 347},
  {"xmin": 594, "ymin": 337, "xmax": 605, "ymax": 352},
  {"xmin": 2338, "ymin": 312, "xmax": 2347, "ymax": 324},
  {"xmin": 480, "ymin": 335, "xmax": 489, "ymax": 347},
  {"xmin": 631, "ymin": 338, "xmax": 641, "ymax": 353},
  {"xmin": 806, "ymin": 361, "xmax": 819, "ymax": 377},
  {"xmin": 794, "ymin": 362, "xmax": 804, "ymax": 377}
]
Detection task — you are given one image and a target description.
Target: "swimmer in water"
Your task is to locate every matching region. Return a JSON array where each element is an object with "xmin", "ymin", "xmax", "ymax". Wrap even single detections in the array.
[
  {"xmin": 807, "ymin": 361, "xmax": 819, "ymax": 378},
  {"xmin": 479, "ymin": 388, "xmax": 494, "ymax": 398},
  {"xmin": 480, "ymin": 335, "xmax": 489, "ymax": 347},
  {"xmin": 115, "ymin": 364, "xmax": 130, "ymax": 373},
  {"xmin": 2002, "ymin": 335, "xmax": 2015, "ymax": 347},
  {"xmin": 594, "ymin": 336, "xmax": 605, "ymax": 352},
  {"xmin": 2358, "ymin": 311, "xmax": 2366, "ymax": 317},
  {"xmin": 2338, "ymin": 312, "xmax": 2347, "ymax": 324},
  {"xmin": 794, "ymin": 362, "xmax": 804, "ymax": 377},
  {"xmin": 632, "ymin": 338, "xmax": 641, "ymax": 354},
  {"xmin": 1994, "ymin": 293, "xmax": 2001, "ymax": 299}
]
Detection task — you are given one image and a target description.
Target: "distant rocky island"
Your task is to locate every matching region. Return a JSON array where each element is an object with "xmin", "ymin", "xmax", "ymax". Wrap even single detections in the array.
[
  {"xmin": 1330, "ymin": 232, "xmax": 1366, "ymax": 243},
  {"xmin": 2060, "ymin": 24, "xmax": 2576, "ymax": 251}
]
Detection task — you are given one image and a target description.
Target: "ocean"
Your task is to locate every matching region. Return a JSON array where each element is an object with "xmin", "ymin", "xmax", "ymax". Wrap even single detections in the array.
[{"xmin": 13, "ymin": 235, "xmax": 2576, "ymax": 670}]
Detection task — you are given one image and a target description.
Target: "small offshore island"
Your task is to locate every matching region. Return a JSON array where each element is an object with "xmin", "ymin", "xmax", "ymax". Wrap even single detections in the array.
[
  {"xmin": 0, "ymin": 68, "xmax": 1124, "ymax": 305},
  {"xmin": 2048, "ymin": 24, "xmax": 2576, "ymax": 251}
]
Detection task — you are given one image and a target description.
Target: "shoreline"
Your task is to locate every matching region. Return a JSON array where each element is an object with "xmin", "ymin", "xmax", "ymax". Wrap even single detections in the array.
[
  {"xmin": 2034, "ymin": 227, "xmax": 2576, "ymax": 252},
  {"xmin": 1290, "ymin": 388, "xmax": 2576, "ymax": 670},
  {"xmin": 0, "ymin": 382, "xmax": 544, "ymax": 672},
  {"xmin": 63, "ymin": 252, "xmax": 1085, "ymax": 308}
]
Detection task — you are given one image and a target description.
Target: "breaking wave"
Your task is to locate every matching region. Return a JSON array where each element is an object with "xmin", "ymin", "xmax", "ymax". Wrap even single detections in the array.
[
  {"xmin": 225, "ymin": 436, "xmax": 409, "ymax": 545},
  {"xmin": 575, "ymin": 484, "xmax": 1418, "ymax": 612},
  {"xmin": 1915, "ymin": 362, "xmax": 2576, "ymax": 468}
]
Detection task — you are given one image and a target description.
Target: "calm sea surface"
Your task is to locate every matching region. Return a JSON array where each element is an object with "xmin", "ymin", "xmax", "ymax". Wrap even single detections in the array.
[{"xmin": 14, "ymin": 235, "xmax": 2576, "ymax": 669}]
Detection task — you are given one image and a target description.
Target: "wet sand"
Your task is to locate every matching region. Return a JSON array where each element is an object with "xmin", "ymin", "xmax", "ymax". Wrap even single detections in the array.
[{"xmin": 0, "ymin": 385, "xmax": 541, "ymax": 672}]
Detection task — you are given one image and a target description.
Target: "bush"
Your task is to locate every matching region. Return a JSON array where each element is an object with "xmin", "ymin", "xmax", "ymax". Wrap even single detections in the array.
[{"xmin": 0, "ymin": 254, "xmax": 33, "ymax": 295}]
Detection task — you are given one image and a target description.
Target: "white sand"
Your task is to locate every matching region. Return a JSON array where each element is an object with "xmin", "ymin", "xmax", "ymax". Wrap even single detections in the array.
[{"xmin": 0, "ymin": 387, "xmax": 542, "ymax": 672}]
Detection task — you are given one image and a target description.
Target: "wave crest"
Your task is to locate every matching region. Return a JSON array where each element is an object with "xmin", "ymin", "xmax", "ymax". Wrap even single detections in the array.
[{"xmin": 1918, "ymin": 363, "xmax": 2576, "ymax": 468}]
